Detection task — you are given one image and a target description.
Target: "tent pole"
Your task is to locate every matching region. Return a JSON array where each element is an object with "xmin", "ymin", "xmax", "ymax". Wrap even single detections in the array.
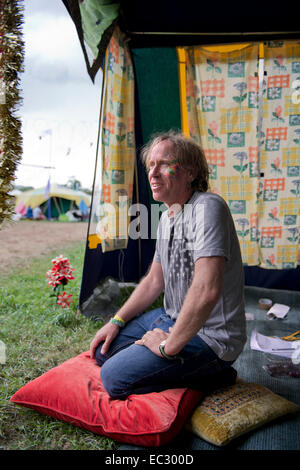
[
  {"xmin": 130, "ymin": 30, "xmax": 300, "ymax": 36},
  {"xmin": 86, "ymin": 58, "xmax": 107, "ymax": 244},
  {"xmin": 47, "ymin": 197, "xmax": 51, "ymax": 220},
  {"xmin": 58, "ymin": 197, "xmax": 64, "ymax": 214},
  {"xmin": 53, "ymin": 197, "xmax": 61, "ymax": 216},
  {"xmin": 134, "ymin": 155, "xmax": 142, "ymax": 280}
]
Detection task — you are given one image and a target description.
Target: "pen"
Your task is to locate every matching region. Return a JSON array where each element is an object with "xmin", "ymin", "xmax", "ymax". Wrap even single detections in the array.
[{"xmin": 271, "ymin": 348, "xmax": 294, "ymax": 351}]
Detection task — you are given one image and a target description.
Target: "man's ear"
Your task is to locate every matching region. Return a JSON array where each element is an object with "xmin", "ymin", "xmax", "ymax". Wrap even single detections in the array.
[{"xmin": 187, "ymin": 169, "xmax": 195, "ymax": 182}]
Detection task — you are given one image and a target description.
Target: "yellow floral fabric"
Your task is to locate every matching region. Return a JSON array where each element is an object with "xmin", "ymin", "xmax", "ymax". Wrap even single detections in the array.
[
  {"xmin": 184, "ymin": 44, "xmax": 260, "ymax": 265},
  {"xmin": 88, "ymin": 26, "xmax": 136, "ymax": 252},
  {"xmin": 258, "ymin": 42, "xmax": 300, "ymax": 268},
  {"xmin": 184, "ymin": 41, "xmax": 300, "ymax": 268}
]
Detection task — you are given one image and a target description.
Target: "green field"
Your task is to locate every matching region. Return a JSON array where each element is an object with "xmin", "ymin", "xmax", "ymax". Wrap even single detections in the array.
[{"xmin": 0, "ymin": 241, "xmax": 117, "ymax": 450}]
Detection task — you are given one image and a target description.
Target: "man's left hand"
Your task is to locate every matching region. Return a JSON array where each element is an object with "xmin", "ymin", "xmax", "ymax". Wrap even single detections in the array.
[{"xmin": 135, "ymin": 328, "xmax": 169, "ymax": 357}]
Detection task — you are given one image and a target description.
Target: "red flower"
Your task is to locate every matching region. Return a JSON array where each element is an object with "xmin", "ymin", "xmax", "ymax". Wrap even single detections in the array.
[
  {"xmin": 46, "ymin": 255, "xmax": 75, "ymax": 307},
  {"xmin": 57, "ymin": 292, "xmax": 73, "ymax": 309},
  {"xmin": 46, "ymin": 255, "xmax": 75, "ymax": 286},
  {"xmin": 46, "ymin": 270, "xmax": 61, "ymax": 287}
]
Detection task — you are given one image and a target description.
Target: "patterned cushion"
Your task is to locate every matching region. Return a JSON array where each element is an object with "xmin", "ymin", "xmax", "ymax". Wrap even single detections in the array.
[{"xmin": 185, "ymin": 379, "xmax": 300, "ymax": 446}]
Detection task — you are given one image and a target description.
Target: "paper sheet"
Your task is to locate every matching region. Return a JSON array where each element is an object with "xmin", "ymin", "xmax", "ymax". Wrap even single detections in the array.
[
  {"xmin": 266, "ymin": 303, "xmax": 290, "ymax": 320},
  {"xmin": 245, "ymin": 312, "xmax": 254, "ymax": 321},
  {"xmin": 250, "ymin": 329, "xmax": 300, "ymax": 358}
]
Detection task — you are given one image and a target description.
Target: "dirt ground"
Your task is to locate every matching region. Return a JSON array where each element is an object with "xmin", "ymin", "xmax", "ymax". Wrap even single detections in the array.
[{"xmin": 0, "ymin": 220, "xmax": 88, "ymax": 274}]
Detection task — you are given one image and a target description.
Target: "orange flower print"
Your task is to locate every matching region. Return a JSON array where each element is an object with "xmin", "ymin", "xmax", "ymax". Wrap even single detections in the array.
[
  {"xmin": 266, "ymin": 254, "xmax": 276, "ymax": 267},
  {"xmin": 208, "ymin": 121, "xmax": 221, "ymax": 144},
  {"xmin": 275, "ymin": 106, "xmax": 282, "ymax": 117},
  {"xmin": 271, "ymin": 157, "xmax": 282, "ymax": 174},
  {"xmin": 268, "ymin": 206, "xmax": 280, "ymax": 223},
  {"xmin": 272, "ymin": 105, "xmax": 285, "ymax": 123},
  {"xmin": 273, "ymin": 55, "xmax": 287, "ymax": 71}
]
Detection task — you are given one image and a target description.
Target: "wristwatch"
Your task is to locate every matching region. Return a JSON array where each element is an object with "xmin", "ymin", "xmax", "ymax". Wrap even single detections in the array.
[{"xmin": 159, "ymin": 340, "xmax": 184, "ymax": 364}]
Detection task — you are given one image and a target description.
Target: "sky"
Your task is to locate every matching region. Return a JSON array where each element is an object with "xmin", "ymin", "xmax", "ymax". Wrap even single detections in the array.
[{"xmin": 14, "ymin": 0, "xmax": 103, "ymax": 190}]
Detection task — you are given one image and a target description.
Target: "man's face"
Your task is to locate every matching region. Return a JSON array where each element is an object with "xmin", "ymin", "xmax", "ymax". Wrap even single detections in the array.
[{"xmin": 147, "ymin": 140, "xmax": 193, "ymax": 207}]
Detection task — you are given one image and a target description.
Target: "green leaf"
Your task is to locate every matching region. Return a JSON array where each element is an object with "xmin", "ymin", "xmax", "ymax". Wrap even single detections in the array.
[
  {"xmin": 208, "ymin": 128, "xmax": 214, "ymax": 137},
  {"xmin": 215, "ymin": 137, "xmax": 222, "ymax": 143},
  {"xmin": 232, "ymin": 96, "xmax": 242, "ymax": 102},
  {"xmin": 240, "ymin": 93, "xmax": 247, "ymax": 101},
  {"xmin": 215, "ymin": 66, "xmax": 222, "ymax": 73},
  {"xmin": 241, "ymin": 164, "xmax": 248, "ymax": 172},
  {"xmin": 233, "ymin": 165, "xmax": 241, "ymax": 172}
]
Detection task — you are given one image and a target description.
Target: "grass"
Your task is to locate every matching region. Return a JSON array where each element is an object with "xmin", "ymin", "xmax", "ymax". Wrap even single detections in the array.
[{"xmin": 0, "ymin": 241, "xmax": 119, "ymax": 450}]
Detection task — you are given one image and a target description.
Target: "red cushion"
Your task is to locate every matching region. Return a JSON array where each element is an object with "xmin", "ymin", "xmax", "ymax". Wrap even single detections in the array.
[{"xmin": 10, "ymin": 351, "xmax": 203, "ymax": 447}]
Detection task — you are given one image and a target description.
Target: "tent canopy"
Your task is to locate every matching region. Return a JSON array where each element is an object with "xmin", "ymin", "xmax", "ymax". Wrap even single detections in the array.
[
  {"xmin": 62, "ymin": 0, "xmax": 300, "ymax": 81},
  {"xmin": 15, "ymin": 183, "xmax": 91, "ymax": 209}
]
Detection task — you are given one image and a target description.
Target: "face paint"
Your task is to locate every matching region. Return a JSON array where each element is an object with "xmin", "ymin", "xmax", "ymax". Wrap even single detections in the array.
[{"xmin": 164, "ymin": 158, "xmax": 179, "ymax": 177}]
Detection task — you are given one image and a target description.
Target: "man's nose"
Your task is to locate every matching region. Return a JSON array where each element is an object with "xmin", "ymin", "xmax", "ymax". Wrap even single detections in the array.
[{"xmin": 150, "ymin": 163, "xmax": 160, "ymax": 176}]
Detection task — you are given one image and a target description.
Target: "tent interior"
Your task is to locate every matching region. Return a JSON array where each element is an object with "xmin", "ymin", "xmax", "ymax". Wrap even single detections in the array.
[{"xmin": 60, "ymin": 0, "xmax": 300, "ymax": 450}]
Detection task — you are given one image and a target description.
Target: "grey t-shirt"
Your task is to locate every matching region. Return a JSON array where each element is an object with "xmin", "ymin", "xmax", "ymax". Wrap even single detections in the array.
[{"xmin": 154, "ymin": 191, "xmax": 246, "ymax": 362}]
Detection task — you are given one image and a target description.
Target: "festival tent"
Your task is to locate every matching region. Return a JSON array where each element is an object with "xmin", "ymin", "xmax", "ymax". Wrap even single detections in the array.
[
  {"xmin": 61, "ymin": 1, "xmax": 300, "ymax": 314},
  {"xmin": 15, "ymin": 183, "xmax": 91, "ymax": 219}
]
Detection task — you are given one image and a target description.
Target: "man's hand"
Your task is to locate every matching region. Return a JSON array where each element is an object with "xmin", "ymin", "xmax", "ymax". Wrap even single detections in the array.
[
  {"xmin": 89, "ymin": 322, "xmax": 120, "ymax": 359},
  {"xmin": 135, "ymin": 328, "xmax": 170, "ymax": 357}
]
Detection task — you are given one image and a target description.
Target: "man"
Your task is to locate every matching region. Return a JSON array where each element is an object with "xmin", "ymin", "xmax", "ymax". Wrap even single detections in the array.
[{"xmin": 90, "ymin": 131, "xmax": 246, "ymax": 399}]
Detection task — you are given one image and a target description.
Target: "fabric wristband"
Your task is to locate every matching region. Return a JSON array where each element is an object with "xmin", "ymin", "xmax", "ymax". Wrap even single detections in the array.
[
  {"xmin": 159, "ymin": 341, "xmax": 184, "ymax": 364},
  {"xmin": 110, "ymin": 314, "xmax": 126, "ymax": 328}
]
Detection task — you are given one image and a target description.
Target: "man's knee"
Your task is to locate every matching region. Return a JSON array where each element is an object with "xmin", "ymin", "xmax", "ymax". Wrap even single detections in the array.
[{"xmin": 100, "ymin": 361, "xmax": 131, "ymax": 399}]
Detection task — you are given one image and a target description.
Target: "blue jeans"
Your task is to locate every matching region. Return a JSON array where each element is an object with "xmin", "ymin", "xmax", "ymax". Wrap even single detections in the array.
[{"xmin": 95, "ymin": 308, "xmax": 236, "ymax": 399}]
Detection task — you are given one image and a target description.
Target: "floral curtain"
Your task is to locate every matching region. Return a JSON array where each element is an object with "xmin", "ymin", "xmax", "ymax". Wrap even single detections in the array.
[
  {"xmin": 258, "ymin": 41, "xmax": 300, "ymax": 269},
  {"xmin": 184, "ymin": 44, "xmax": 261, "ymax": 265},
  {"xmin": 88, "ymin": 26, "xmax": 136, "ymax": 253}
]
